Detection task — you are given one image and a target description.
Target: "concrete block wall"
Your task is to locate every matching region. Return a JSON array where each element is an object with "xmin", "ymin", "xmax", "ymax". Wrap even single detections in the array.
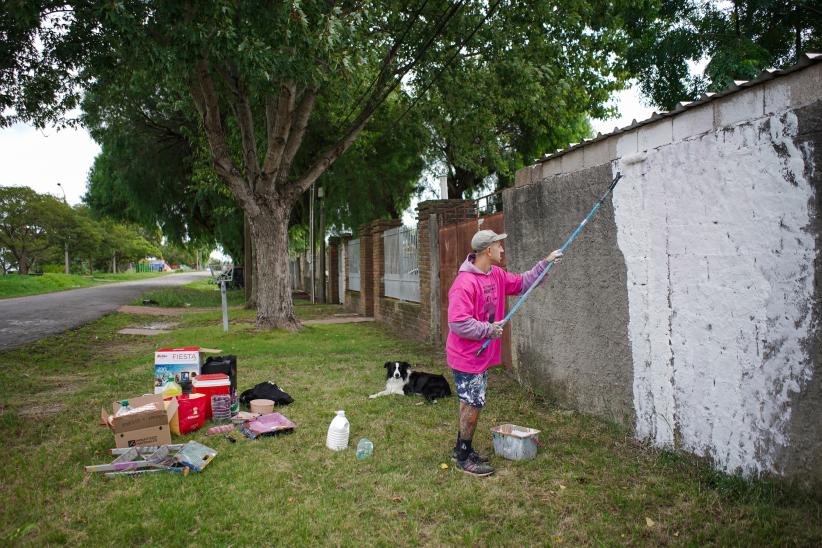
[{"xmin": 509, "ymin": 59, "xmax": 822, "ymax": 487}]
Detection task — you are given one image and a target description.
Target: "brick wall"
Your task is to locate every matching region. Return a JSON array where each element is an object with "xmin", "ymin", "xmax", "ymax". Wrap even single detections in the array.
[
  {"xmin": 335, "ymin": 202, "xmax": 476, "ymax": 342},
  {"xmin": 346, "ymin": 289, "xmax": 361, "ymax": 313},
  {"xmin": 377, "ymin": 297, "xmax": 424, "ymax": 341}
]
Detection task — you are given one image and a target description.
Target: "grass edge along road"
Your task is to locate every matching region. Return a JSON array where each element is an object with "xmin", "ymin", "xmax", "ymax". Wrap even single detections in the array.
[
  {"xmin": 0, "ymin": 271, "xmax": 174, "ymax": 299},
  {"xmin": 0, "ymin": 301, "xmax": 819, "ymax": 545}
]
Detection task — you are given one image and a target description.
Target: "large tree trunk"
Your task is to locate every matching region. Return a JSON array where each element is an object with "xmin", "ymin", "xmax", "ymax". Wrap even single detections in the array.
[{"xmin": 249, "ymin": 207, "xmax": 299, "ymax": 330}]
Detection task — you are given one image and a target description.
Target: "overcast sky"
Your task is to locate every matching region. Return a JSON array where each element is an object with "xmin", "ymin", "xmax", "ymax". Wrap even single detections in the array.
[{"xmin": 0, "ymin": 82, "xmax": 654, "ymax": 211}]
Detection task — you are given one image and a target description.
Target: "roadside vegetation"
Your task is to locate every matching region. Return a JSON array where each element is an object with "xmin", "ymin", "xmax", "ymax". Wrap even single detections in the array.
[
  {"xmin": 0, "ymin": 271, "xmax": 171, "ymax": 299},
  {"xmin": 0, "ymin": 295, "xmax": 818, "ymax": 545},
  {"xmin": 135, "ymin": 278, "xmax": 245, "ymax": 308}
]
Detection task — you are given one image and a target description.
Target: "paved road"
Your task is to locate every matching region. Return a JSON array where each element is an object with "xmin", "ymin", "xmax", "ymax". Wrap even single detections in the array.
[{"xmin": 0, "ymin": 271, "xmax": 210, "ymax": 351}]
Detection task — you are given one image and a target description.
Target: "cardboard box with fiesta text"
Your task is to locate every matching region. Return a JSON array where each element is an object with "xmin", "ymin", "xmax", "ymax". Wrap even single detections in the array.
[
  {"xmin": 154, "ymin": 347, "xmax": 203, "ymax": 394},
  {"xmin": 100, "ymin": 394, "xmax": 178, "ymax": 448}
]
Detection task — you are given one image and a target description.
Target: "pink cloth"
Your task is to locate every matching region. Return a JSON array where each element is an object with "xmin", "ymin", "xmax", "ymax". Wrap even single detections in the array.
[{"xmin": 446, "ymin": 255, "xmax": 530, "ymax": 373}]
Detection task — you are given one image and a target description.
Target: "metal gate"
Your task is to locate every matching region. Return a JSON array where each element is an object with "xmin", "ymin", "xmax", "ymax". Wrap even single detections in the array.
[{"xmin": 438, "ymin": 212, "xmax": 511, "ymax": 369}]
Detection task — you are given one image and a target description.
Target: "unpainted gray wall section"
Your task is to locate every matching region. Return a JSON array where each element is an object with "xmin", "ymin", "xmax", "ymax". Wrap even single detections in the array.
[
  {"xmin": 781, "ymin": 100, "xmax": 822, "ymax": 487},
  {"xmin": 504, "ymin": 163, "xmax": 635, "ymax": 427}
]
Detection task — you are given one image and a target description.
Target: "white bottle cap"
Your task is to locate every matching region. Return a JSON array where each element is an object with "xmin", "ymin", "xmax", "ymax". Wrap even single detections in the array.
[{"xmin": 336, "ymin": 410, "xmax": 345, "ymax": 416}]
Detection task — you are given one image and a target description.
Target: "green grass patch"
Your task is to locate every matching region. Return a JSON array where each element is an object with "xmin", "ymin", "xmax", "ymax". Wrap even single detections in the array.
[
  {"xmin": 0, "ymin": 271, "xmax": 170, "ymax": 299},
  {"xmin": 0, "ymin": 303, "xmax": 819, "ymax": 545},
  {"xmin": 136, "ymin": 278, "xmax": 245, "ymax": 308}
]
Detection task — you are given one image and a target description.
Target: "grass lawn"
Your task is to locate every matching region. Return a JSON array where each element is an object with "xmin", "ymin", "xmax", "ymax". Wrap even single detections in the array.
[
  {"xmin": 0, "ymin": 271, "xmax": 171, "ymax": 299},
  {"xmin": 0, "ymin": 300, "xmax": 819, "ymax": 545}
]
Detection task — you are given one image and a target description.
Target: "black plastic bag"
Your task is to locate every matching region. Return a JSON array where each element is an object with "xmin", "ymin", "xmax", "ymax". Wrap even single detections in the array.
[{"xmin": 239, "ymin": 381, "xmax": 294, "ymax": 407}]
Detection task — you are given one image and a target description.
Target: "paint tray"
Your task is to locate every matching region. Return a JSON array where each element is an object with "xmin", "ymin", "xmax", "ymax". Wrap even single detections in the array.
[{"xmin": 490, "ymin": 424, "xmax": 541, "ymax": 461}]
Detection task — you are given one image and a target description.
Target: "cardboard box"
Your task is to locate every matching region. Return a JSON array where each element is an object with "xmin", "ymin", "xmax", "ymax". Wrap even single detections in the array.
[
  {"xmin": 154, "ymin": 346, "xmax": 204, "ymax": 394},
  {"xmin": 101, "ymin": 394, "xmax": 178, "ymax": 448}
]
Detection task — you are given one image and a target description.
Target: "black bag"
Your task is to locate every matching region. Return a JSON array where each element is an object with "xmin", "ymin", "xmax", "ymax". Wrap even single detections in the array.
[{"xmin": 240, "ymin": 381, "xmax": 294, "ymax": 407}]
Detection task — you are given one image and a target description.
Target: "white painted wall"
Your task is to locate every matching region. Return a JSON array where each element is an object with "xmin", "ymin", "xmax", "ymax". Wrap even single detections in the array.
[{"xmin": 612, "ymin": 111, "xmax": 816, "ymax": 475}]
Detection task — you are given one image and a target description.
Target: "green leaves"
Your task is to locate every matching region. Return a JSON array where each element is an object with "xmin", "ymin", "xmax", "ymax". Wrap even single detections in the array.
[{"xmin": 626, "ymin": 0, "xmax": 822, "ymax": 110}]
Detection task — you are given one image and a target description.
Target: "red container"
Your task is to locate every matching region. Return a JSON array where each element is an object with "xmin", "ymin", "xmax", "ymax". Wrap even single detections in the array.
[
  {"xmin": 192, "ymin": 373, "xmax": 230, "ymax": 420},
  {"xmin": 165, "ymin": 393, "xmax": 207, "ymax": 435}
]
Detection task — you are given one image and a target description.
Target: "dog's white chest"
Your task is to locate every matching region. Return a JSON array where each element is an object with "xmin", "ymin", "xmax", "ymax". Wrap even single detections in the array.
[{"xmin": 385, "ymin": 377, "xmax": 405, "ymax": 394}]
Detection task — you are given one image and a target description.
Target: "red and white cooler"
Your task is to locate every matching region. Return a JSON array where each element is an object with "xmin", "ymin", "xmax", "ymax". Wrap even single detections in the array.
[{"xmin": 192, "ymin": 373, "xmax": 230, "ymax": 420}]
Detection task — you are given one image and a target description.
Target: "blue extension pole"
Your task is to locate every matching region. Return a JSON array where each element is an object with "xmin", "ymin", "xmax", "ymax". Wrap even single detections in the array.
[{"xmin": 476, "ymin": 172, "xmax": 623, "ymax": 356}]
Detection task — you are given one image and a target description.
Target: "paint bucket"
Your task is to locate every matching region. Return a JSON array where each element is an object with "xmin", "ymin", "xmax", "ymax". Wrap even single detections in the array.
[
  {"xmin": 250, "ymin": 399, "xmax": 274, "ymax": 414},
  {"xmin": 490, "ymin": 424, "xmax": 541, "ymax": 461}
]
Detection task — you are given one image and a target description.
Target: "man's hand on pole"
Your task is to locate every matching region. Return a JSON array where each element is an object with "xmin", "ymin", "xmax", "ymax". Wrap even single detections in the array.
[
  {"xmin": 545, "ymin": 249, "xmax": 563, "ymax": 264},
  {"xmin": 488, "ymin": 321, "xmax": 505, "ymax": 339}
]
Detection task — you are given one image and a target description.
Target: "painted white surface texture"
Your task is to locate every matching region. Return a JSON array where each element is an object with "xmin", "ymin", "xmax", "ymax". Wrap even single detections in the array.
[{"xmin": 612, "ymin": 111, "xmax": 815, "ymax": 475}]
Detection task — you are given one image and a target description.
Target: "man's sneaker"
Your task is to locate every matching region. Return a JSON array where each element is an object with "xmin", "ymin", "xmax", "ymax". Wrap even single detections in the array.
[
  {"xmin": 455, "ymin": 457, "xmax": 495, "ymax": 477},
  {"xmin": 451, "ymin": 448, "xmax": 490, "ymax": 464}
]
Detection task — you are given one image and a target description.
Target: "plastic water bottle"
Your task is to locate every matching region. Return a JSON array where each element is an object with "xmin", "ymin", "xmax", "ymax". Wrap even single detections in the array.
[
  {"xmin": 326, "ymin": 410, "xmax": 350, "ymax": 451},
  {"xmin": 114, "ymin": 400, "xmax": 131, "ymax": 417},
  {"xmin": 356, "ymin": 438, "xmax": 374, "ymax": 460}
]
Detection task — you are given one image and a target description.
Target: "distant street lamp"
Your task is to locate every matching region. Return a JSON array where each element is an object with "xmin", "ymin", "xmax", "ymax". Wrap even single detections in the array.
[{"xmin": 56, "ymin": 183, "xmax": 69, "ymax": 275}]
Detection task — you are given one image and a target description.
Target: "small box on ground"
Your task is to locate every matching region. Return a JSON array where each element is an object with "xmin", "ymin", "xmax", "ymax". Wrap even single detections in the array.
[
  {"xmin": 154, "ymin": 347, "xmax": 204, "ymax": 394},
  {"xmin": 490, "ymin": 424, "xmax": 541, "ymax": 461},
  {"xmin": 101, "ymin": 394, "xmax": 178, "ymax": 449}
]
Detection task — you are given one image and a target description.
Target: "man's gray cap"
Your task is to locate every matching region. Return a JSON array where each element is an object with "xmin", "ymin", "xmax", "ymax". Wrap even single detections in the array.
[{"xmin": 471, "ymin": 229, "xmax": 507, "ymax": 251}]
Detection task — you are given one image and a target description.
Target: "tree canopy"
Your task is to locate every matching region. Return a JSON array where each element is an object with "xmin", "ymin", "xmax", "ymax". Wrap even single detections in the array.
[
  {"xmin": 626, "ymin": 0, "xmax": 822, "ymax": 111},
  {"xmin": 412, "ymin": 0, "xmax": 636, "ymax": 197},
  {"xmin": 0, "ymin": 186, "xmax": 158, "ymax": 274}
]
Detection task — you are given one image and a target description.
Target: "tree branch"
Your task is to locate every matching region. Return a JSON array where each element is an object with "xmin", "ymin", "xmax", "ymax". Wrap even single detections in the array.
[
  {"xmin": 262, "ymin": 82, "xmax": 296, "ymax": 178},
  {"xmin": 276, "ymin": 85, "xmax": 319, "ymax": 186},
  {"xmin": 292, "ymin": 99, "xmax": 374, "ymax": 197},
  {"xmin": 190, "ymin": 58, "xmax": 258, "ymax": 215},
  {"xmin": 221, "ymin": 62, "xmax": 261, "ymax": 188}
]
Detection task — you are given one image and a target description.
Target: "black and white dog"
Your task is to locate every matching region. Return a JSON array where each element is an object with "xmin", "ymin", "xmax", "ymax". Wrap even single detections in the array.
[{"xmin": 369, "ymin": 361, "xmax": 452, "ymax": 401}]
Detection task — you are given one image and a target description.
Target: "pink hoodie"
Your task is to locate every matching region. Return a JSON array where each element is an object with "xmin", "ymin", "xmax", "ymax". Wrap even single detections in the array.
[{"xmin": 446, "ymin": 254, "xmax": 547, "ymax": 373}]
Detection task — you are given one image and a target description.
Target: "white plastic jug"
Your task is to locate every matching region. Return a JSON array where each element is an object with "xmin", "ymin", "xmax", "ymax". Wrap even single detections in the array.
[{"xmin": 326, "ymin": 410, "xmax": 350, "ymax": 451}]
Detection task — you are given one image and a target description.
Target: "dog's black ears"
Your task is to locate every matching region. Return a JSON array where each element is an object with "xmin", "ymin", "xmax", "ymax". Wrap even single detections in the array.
[
  {"xmin": 401, "ymin": 361, "xmax": 411, "ymax": 368},
  {"xmin": 384, "ymin": 362, "xmax": 392, "ymax": 369}
]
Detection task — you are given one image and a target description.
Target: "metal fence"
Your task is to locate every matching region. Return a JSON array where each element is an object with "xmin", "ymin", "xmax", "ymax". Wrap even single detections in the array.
[
  {"xmin": 475, "ymin": 190, "xmax": 504, "ymax": 216},
  {"xmin": 347, "ymin": 239, "xmax": 360, "ymax": 292},
  {"xmin": 383, "ymin": 226, "xmax": 419, "ymax": 302}
]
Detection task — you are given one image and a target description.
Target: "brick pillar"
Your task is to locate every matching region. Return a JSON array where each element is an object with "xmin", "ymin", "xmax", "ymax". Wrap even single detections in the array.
[
  {"xmin": 357, "ymin": 222, "xmax": 376, "ymax": 317},
  {"xmin": 328, "ymin": 236, "xmax": 341, "ymax": 305},
  {"xmin": 416, "ymin": 200, "xmax": 477, "ymax": 343},
  {"xmin": 369, "ymin": 219, "xmax": 402, "ymax": 322},
  {"xmin": 329, "ymin": 234, "xmax": 352, "ymax": 305}
]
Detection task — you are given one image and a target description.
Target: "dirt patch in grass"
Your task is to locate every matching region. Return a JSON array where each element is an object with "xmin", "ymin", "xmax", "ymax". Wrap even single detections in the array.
[
  {"xmin": 18, "ymin": 402, "xmax": 66, "ymax": 418},
  {"xmin": 117, "ymin": 305, "xmax": 216, "ymax": 316},
  {"xmin": 88, "ymin": 339, "xmax": 155, "ymax": 362}
]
